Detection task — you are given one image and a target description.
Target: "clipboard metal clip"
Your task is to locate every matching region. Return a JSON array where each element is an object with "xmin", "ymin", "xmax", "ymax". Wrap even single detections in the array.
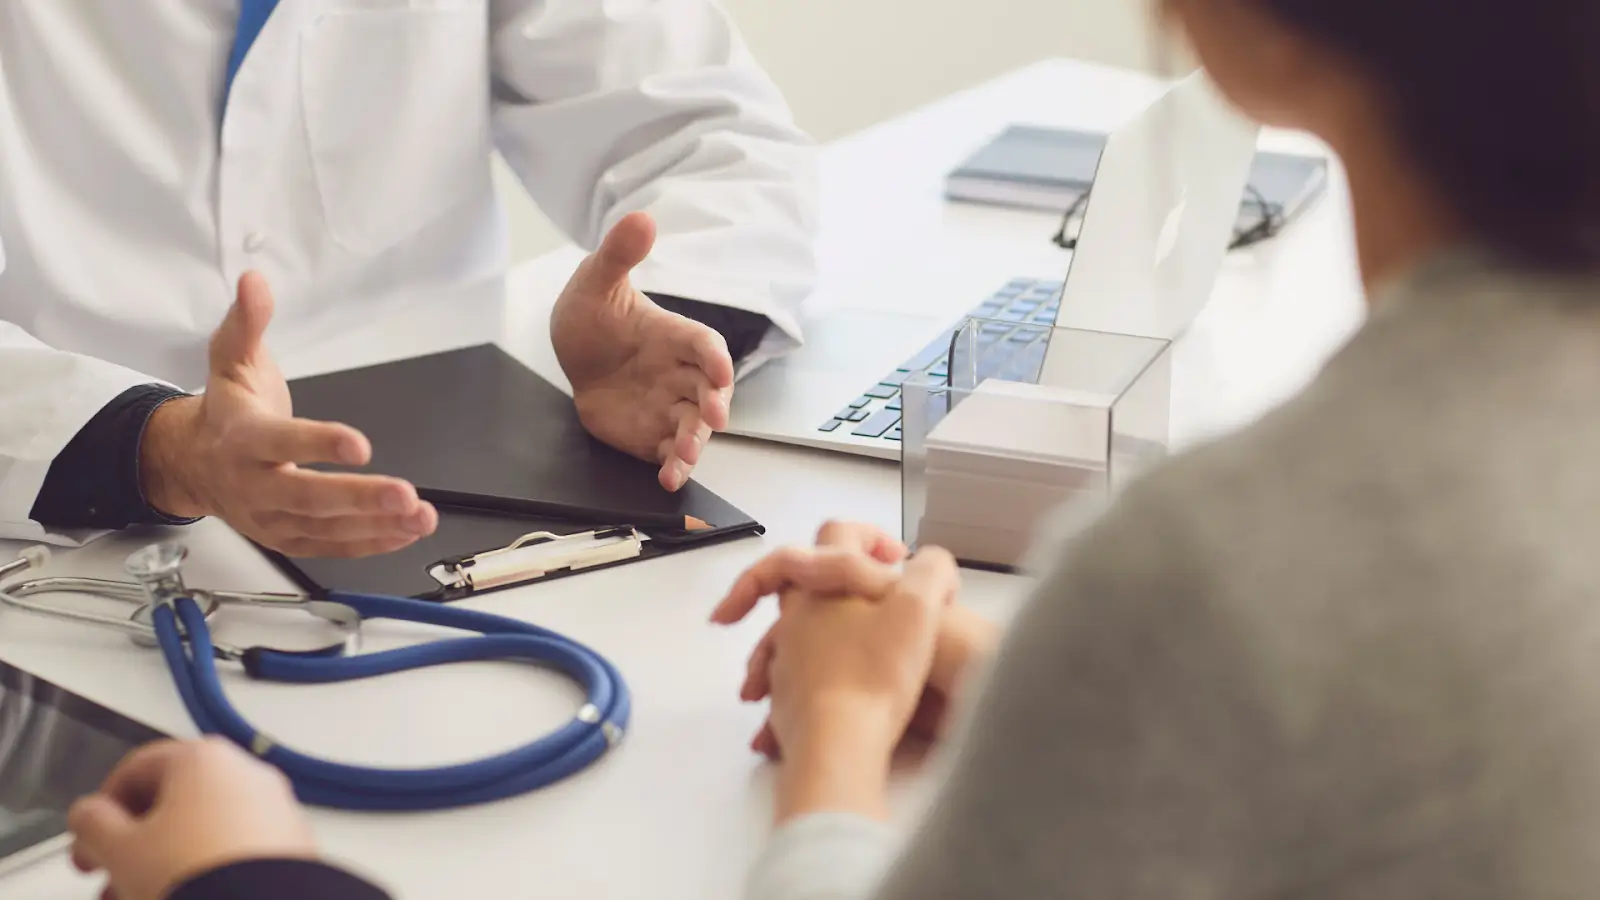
[{"xmin": 428, "ymin": 527, "xmax": 646, "ymax": 593}]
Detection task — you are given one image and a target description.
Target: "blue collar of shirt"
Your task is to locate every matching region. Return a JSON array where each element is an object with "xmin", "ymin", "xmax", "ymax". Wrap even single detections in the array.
[{"xmin": 225, "ymin": 0, "xmax": 281, "ymax": 105}]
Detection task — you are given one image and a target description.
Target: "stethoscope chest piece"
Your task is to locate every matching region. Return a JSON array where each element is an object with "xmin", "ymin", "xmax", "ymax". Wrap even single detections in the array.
[
  {"xmin": 123, "ymin": 542, "xmax": 209, "ymax": 648},
  {"xmin": 124, "ymin": 541, "xmax": 189, "ymax": 599}
]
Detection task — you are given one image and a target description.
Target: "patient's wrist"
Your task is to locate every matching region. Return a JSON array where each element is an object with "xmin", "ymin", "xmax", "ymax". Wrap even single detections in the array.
[
  {"xmin": 931, "ymin": 605, "xmax": 999, "ymax": 697},
  {"xmin": 775, "ymin": 705, "xmax": 897, "ymax": 825}
]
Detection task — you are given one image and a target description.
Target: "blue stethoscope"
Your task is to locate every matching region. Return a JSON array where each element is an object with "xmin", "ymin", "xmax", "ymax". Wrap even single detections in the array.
[{"xmin": 0, "ymin": 541, "xmax": 630, "ymax": 812}]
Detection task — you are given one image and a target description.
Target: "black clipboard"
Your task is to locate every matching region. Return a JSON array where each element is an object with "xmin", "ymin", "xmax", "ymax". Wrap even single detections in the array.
[{"xmin": 262, "ymin": 344, "xmax": 764, "ymax": 601}]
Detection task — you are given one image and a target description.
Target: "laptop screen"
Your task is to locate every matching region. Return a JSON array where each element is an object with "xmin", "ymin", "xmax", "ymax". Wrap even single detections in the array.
[{"xmin": 1048, "ymin": 71, "xmax": 1260, "ymax": 346}]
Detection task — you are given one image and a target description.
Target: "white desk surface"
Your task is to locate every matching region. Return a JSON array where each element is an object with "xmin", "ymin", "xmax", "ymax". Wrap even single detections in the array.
[{"xmin": 1, "ymin": 58, "xmax": 1365, "ymax": 899}]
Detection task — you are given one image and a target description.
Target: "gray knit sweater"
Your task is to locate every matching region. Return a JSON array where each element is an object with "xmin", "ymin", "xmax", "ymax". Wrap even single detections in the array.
[{"xmin": 747, "ymin": 252, "xmax": 1600, "ymax": 900}]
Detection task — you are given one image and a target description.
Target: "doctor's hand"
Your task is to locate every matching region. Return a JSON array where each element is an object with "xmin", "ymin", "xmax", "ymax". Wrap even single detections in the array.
[
  {"xmin": 68, "ymin": 738, "xmax": 318, "ymax": 900},
  {"xmin": 140, "ymin": 272, "xmax": 438, "ymax": 557},
  {"xmin": 552, "ymin": 212, "xmax": 735, "ymax": 492}
]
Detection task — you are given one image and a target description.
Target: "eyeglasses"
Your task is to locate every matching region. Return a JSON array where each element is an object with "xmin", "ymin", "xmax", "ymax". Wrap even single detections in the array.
[{"xmin": 1050, "ymin": 183, "xmax": 1285, "ymax": 252}]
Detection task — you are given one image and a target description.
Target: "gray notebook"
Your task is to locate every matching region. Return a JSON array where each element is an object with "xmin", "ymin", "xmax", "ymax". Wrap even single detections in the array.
[
  {"xmin": 947, "ymin": 124, "xmax": 1329, "ymax": 227},
  {"xmin": 946, "ymin": 125, "xmax": 1106, "ymax": 210}
]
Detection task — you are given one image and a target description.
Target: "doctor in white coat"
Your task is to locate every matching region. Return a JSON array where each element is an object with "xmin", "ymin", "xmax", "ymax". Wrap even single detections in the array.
[{"xmin": 0, "ymin": 0, "xmax": 816, "ymax": 558}]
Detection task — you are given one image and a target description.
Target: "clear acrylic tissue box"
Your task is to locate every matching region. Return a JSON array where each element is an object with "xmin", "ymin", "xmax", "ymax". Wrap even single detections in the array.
[{"xmin": 901, "ymin": 318, "xmax": 1173, "ymax": 571}]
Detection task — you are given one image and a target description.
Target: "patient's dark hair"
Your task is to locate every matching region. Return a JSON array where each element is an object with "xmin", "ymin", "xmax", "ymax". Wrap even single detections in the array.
[{"xmin": 1261, "ymin": 0, "xmax": 1600, "ymax": 271}]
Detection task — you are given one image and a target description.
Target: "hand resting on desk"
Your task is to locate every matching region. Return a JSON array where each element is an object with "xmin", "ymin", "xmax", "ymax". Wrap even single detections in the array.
[
  {"xmin": 67, "ymin": 738, "xmax": 390, "ymax": 900},
  {"xmin": 711, "ymin": 522, "xmax": 1001, "ymax": 823},
  {"xmin": 53, "ymin": 521, "xmax": 995, "ymax": 897}
]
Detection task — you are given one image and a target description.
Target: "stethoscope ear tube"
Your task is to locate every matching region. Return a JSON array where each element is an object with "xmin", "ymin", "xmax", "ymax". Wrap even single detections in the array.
[{"xmin": 151, "ymin": 594, "xmax": 630, "ymax": 812}]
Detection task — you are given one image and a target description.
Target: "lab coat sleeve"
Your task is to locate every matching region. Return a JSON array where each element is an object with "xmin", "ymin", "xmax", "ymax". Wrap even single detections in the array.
[
  {"xmin": 489, "ymin": 0, "xmax": 820, "ymax": 356},
  {"xmin": 0, "ymin": 239, "xmax": 160, "ymax": 546}
]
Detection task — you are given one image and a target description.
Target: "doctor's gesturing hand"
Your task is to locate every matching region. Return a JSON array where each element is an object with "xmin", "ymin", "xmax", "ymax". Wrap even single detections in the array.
[
  {"xmin": 552, "ymin": 212, "xmax": 736, "ymax": 492},
  {"xmin": 138, "ymin": 273, "xmax": 438, "ymax": 558}
]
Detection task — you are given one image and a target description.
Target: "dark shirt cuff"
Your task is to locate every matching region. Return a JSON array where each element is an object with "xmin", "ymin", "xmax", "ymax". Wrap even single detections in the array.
[
  {"xmin": 646, "ymin": 293, "xmax": 771, "ymax": 365},
  {"xmin": 28, "ymin": 383, "xmax": 198, "ymax": 531},
  {"xmin": 169, "ymin": 859, "xmax": 392, "ymax": 900}
]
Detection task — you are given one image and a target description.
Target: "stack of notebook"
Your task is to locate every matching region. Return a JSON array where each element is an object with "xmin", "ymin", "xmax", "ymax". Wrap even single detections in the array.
[{"xmin": 915, "ymin": 380, "xmax": 1114, "ymax": 569}]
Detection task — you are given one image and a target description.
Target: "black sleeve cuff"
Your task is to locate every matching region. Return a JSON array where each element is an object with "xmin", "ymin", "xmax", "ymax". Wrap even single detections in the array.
[
  {"xmin": 28, "ymin": 383, "xmax": 198, "ymax": 531},
  {"xmin": 169, "ymin": 859, "xmax": 392, "ymax": 900},
  {"xmin": 646, "ymin": 293, "xmax": 771, "ymax": 366}
]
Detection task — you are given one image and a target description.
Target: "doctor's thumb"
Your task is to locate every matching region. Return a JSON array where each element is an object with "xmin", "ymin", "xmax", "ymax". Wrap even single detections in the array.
[
  {"xmin": 590, "ymin": 212, "xmax": 657, "ymax": 286},
  {"xmin": 210, "ymin": 271, "xmax": 276, "ymax": 368}
]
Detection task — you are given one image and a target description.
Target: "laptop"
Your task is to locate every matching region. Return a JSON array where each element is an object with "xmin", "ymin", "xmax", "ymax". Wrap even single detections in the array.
[{"xmin": 726, "ymin": 71, "xmax": 1262, "ymax": 460}]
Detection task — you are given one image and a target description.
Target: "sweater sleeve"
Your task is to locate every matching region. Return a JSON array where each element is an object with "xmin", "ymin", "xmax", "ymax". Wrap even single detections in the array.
[
  {"xmin": 745, "ymin": 484, "xmax": 1291, "ymax": 900},
  {"xmin": 745, "ymin": 813, "xmax": 901, "ymax": 900},
  {"xmin": 168, "ymin": 859, "xmax": 392, "ymax": 900},
  {"xmin": 863, "ymin": 489, "xmax": 1287, "ymax": 900}
]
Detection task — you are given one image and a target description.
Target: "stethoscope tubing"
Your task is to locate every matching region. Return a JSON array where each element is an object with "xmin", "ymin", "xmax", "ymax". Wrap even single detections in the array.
[{"xmin": 151, "ymin": 591, "xmax": 630, "ymax": 812}]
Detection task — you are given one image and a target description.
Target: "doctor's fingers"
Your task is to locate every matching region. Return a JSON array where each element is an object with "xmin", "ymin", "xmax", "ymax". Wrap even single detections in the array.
[
  {"xmin": 655, "ymin": 400, "xmax": 709, "ymax": 492},
  {"xmin": 263, "ymin": 469, "xmax": 422, "ymax": 518},
  {"xmin": 660, "ymin": 397, "xmax": 713, "ymax": 463},
  {"xmin": 671, "ymin": 320, "xmax": 736, "ymax": 393},
  {"xmin": 253, "ymin": 505, "xmax": 437, "ymax": 545},
  {"xmin": 271, "ymin": 532, "xmax": 426, "ymax": 560},
  {"xmin": 588, "ymin": 212, "xmax": 656, "ymax": 286},
  {"xmin": 659, "ymin": 366, "xmax": 730, "ymax": 432},
  {"xmin": 230, "ymin": 416, "xmax": 371, "ymax": 467},
  {"xmin": 710, "ymin": 547, "xmax": 900, "ymax": 625}
]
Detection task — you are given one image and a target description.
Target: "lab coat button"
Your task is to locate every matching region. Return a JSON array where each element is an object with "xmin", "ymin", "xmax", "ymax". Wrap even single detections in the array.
[{"xmin": 242, "ymin": 232, "xmax": 266, "ymax": 253}]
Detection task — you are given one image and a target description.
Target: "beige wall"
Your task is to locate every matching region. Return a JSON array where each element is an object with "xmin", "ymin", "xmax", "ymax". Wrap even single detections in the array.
[
  {"xmin": 497, "ymin": 0, "xmax": 1165, "ymax": 261},
  {"xmin": 725, "ymin": 0, "xmax": 1162, "ymax": 142}
]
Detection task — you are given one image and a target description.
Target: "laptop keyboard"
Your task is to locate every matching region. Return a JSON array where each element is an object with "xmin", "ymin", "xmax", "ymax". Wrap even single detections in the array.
[{"xmin": 817, "ymin": 277, "xmax": 1064, "ymax": 441}]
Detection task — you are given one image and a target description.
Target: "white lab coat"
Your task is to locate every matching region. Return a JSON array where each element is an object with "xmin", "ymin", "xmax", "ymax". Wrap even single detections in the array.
[{"xmin": 0, "ymin": 0, "xmax": 818, "ymax": 546}]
